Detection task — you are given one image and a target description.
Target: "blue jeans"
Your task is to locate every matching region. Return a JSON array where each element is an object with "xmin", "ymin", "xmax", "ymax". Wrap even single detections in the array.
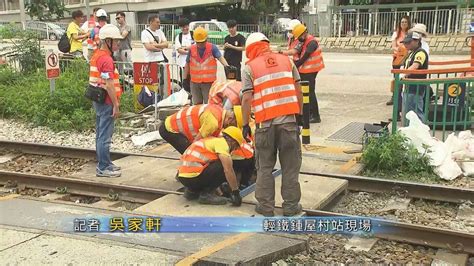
[
  {"xmin": 403, "ymin": 92, "xmax": 425, "ymax": 122},
  {"xmin": 93, "ymin": 102, "xmax": 115, "ymax": 172}
]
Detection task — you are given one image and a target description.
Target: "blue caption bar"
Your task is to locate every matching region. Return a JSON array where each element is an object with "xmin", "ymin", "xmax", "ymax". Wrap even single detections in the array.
[{"xmin": 71, "ymin": 216, "xmax": 375, "ymax": 234}]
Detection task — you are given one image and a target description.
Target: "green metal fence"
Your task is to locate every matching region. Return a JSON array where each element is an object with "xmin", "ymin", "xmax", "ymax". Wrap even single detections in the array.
[{"xmin": 392, "ymin": 67, "xmax": 474, "ymax": 140}]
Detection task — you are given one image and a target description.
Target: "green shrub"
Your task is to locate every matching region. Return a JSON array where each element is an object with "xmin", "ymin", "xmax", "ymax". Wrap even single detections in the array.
[
  {"xmin": 0, "ymin": 60, "xmax": 134, "ymax": 132},
  {"xmin": 361, "ymin": 132, "xmax": 435, "ymax": 180}
]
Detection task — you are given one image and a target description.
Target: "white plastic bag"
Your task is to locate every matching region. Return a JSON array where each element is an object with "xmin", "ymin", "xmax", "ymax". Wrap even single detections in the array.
[
  {"xmin": 157, "ymin": 89, "xmax": 190, "ymax": 108},
  {"xmin": 398, "ymin": 111, "xmax": 464, "ymax": 180},
  {"xmin": 131, "ymin": 131, "xmax": 163, "ymax": 146}
]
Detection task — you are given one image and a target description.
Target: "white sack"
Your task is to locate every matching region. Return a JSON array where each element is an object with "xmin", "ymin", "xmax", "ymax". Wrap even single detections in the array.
[
  {"xmin": 131, "ymin": 131, "xmax": 163, "ymax": 146},
  {"xmin": 157, "ymin": 89, "xmax": 190, "ymax": 108}
]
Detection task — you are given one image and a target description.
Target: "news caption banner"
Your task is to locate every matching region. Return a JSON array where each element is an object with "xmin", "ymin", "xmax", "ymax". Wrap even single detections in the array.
[{"xmin": 70, "ymin": 216, "xmax": 379, "ymax": 234}]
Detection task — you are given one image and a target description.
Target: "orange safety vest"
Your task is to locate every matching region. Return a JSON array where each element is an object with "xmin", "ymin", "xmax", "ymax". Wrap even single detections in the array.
[
  {"xmin": 231, "ymin": 142, "xmax": 254, "ymax": 160},
  {"xmin": 246, "ymin": 52, "xmax": 300, "ymax": 123},
  {"xmin": 189, "ymin": 42, "xmax": 217, "ymax": 83},
  {"xmin": 288, "ymin": 38, "xmax": 299, "ymax": 61},
  {"xmin": 89, "ymin": 49, "xmax": 122, "ymax": 102},
  {"xmin": 179, "ymin": 138, "xmax": 219, "ymax": 176},
  {"xmin": 169, "ymin": 104, "xmax": 224, "ymax": 142},
  {"xmin": 298, "ymin": 35, "xmax": 324, "ymax": 74},
  {"xmin": 208, "ymin": 80, "xmax": 242, "ymax": 106}
]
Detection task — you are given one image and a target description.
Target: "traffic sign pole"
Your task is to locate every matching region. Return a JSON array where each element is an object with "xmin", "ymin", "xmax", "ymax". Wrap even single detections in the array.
[
  {"xmin": 50, "ymin": 79, "xmax": 55, "ymax": 95},
  {"xmin": 45, "ymin": 49, "xmax": 60, "ymax": 95}
]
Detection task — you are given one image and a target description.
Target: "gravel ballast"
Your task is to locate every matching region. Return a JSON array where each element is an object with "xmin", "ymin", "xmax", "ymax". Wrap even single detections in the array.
[
  {"xmin": 0, "ymin": 119, "xmax": 160, "ymax": 153},
  {"xmin": 332, "ymin": 192, "xmax": 474, "ymax": 233}
]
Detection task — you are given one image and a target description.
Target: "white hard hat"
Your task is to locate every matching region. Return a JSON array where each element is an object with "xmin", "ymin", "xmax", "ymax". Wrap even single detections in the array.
[
  {"xmin": 245, "ymin": 32, "xmax": 269, "ymax": 48},
  {"xmin": 96, "ymin": 9, "xmax": 107, "ymax": 18},
  {"xmin": 287, "ymin": 19, "xmax": 301, "ymax": 31},
  {"xmin": 99, "ymin": 24, "xmax": 123, "ymax": 40}
]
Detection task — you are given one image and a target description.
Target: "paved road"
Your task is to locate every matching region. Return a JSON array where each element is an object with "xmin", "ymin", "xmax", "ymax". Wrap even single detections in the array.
[{"xmin": 2, "ymin": 41, "xmax": 469, "ymax": 140}]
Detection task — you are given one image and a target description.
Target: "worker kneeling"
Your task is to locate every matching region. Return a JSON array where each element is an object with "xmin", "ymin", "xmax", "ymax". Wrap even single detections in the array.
[
  {"xmin": 177, "ymin": 126, "xmax": 244, "ymax": 206},
  {"xmin": 159, "ymin": 104, "xmax": 240, "ymax": 154},
  {"xmin": 208, "ymin": 66, "xmax": 242, "ymax": 109}
]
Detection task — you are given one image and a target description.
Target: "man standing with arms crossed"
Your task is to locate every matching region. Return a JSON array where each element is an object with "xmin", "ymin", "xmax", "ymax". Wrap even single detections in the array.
[
  {"xmin": 141, "ymin": 15, "xmax": 168, "ymax": 63},
  {"xmin": 241, "ymin": 33, "xmax": 303, "ymax": 217}
]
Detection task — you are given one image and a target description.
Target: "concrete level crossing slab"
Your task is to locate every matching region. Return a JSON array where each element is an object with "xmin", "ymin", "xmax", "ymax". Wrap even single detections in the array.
[
  {"xmin": 135, "ymin": 194, "xmax": 289, "ymax": 217},
  {"xmin": 70, "ymin": 156, "xmax": 183, "ymax": 191},
  {"xmin": 0, "ymin": 227, "xmax": 181, "ymax": 264},
  {"xmin": 0, "ymin": 198, "xmax": 306, "ymax": 265},
  {"xmin": 244, "ymin": 174, "xmax": 348, "ymax": 210}
]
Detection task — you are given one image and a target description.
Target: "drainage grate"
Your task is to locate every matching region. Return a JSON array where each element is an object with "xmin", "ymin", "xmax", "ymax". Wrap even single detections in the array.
[{"xmin": 327, "ymin": 122, "xmax": 366, "ymax": 144}]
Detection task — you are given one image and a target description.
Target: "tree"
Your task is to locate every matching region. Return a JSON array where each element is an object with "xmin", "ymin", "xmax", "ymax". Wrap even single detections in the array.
[
  {"xmin": 25, "ymin": 0, "xmax": 68, "ymax": 21},
  {"xmin": 287, "ymin": 0, "xmax": 309, "ymax": 19}
]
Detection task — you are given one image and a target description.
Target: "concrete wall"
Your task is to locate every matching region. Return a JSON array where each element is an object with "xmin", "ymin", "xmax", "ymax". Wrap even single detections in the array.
[{"xmin": 318, "ymin": 35, "xmax": 472, "ymax": 55}]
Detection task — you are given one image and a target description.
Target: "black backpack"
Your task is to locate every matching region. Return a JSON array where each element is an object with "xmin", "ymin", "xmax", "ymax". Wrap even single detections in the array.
[
  {"xmin": 179, "ymin": 30, "xmax": 194, "ymax": 45},
  {"xmin": 58, "ymin": 33, "xmax": 72, "ymax": 53}
]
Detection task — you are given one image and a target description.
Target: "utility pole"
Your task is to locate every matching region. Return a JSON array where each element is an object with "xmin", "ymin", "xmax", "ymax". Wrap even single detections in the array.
[
  {"xmin": 85, "ymin": 0, "xmax": 90, "ymax": 20},
  {"xmin": 19, "ymin": 0, "xmax": 26, "ymax": 29}
]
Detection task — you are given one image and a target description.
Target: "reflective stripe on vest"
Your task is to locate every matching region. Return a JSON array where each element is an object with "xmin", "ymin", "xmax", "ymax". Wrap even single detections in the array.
[
  {"xmin": 298, "ymin": 35, "xmax": 324, "ymax": 74},
  {"xmin": 247, "ymin": 53, "xmax": 300, "ymax": 123},
  {"xmin": 231, "ymin": 142, "xmax": 254, "ymax": 160},
  {"xmin": 298, "ymin": 35, "xmax": 324, "ymax": 73},
  {"xmin": 179, "ymin": 138, "xmax": 219, "ymax": 176},
  {"xmin": 89, "ymin": 49, "xmax": 122, "ymax": 101},
  {"xmin": 209, "ymin": 80, "xmax": 242, "ymax": 106},
  {"xmin": 169, "ymin": 104, "xmax": 223, "ymax": 142},
  {"xmin": 190, "ymin": 42, "xmax": 217, "ymax": 83}
]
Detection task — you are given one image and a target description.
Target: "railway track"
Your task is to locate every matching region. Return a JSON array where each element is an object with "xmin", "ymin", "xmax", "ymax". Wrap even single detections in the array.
[{"xmin": 1, "ymin": 140, "xmax": 473, "ymax": 254}]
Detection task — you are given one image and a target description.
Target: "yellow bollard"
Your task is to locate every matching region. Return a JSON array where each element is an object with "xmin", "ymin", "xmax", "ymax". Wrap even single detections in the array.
[{"xmin": 301, "ymin": 81, "xmax": 310, "ymax": 144}]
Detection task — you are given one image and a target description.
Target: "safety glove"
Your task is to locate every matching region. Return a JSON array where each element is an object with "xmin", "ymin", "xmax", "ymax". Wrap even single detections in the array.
[
  {"xmin": 230, "ymin": 190, "xmax": 242, "ymax": 206},
  {"xmin": 242, "ymin": 124, "xmax": 252, "ymax": 142}
]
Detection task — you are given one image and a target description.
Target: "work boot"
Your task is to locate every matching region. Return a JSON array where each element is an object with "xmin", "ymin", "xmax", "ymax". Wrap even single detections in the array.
[
  {"xmin": 198, "ymin": 190, "xmax": 227, "ymax": 205},
  {"xmin": 283, "ymin": 203, "xmax": 303, "ymax": 217},
  {"xmin": 386, "ymin": 97, "xmax": 393, "ymax": 105},
  {"xmin": 183, "ymin": 188, "xmax": 199, "ymax": 201},
  {"xmin": 255, "ymin": 204, "xmax": 275, "ymax": 217}
]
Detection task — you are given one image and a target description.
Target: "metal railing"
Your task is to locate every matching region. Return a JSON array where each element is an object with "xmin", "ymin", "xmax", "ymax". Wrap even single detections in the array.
[
  {"xmin": 332, "ymin": 8, "xmax": 473, "ymax": 37},
  {"xmin": 392, "ymin": 61, "xmax": 474, "ymax": 141}
]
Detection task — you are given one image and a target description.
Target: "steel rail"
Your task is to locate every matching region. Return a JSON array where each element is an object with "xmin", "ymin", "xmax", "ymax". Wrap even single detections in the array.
[
  {"xmin": 0, "ymin": 140, "xmax": 179, "ymax": 161},
  {"xmin": 1, "ymin": 169, "xmax": 473, "ymax": 254},
  {"xmin": 305, "ymin": 209, "xmax": 474, "ymax": 254},
  {"xmin": 301, "ymin": 171, "xmax": 474, "ymax": 204},
  {"xmin": 0, "ymin": 170, "xmax": 180, "ymax": 204},
  {"xmin": 2, "ymin": 141, "xmax": 473, "ymax": 203}
]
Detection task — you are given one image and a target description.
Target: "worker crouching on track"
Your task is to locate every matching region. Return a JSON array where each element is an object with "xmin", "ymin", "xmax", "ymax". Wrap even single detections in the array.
[
  {"xmin": 184, "ymin": 27, "xmax": 234, "ymax": 105},
  {"xmin": 208, "ymin": 66, "xmax": 243, "ymax": 109},
  {"xmin": 290, "ymin": 24, "xmax": 324, "ymax": 123},
  {"xmin": 158, "ymin": 104, "xmax": 240, "ymax": 154},
  {"xmin": 177, "ymin": 126, "xmax": 244, "ymax": 206},
  {"xmin": 88, "ymin": 24, "xmax": 123, "ymax": 178},
  {"xmin": 241, "ymin": 33, "xmax": 303, "ymax": 217}
]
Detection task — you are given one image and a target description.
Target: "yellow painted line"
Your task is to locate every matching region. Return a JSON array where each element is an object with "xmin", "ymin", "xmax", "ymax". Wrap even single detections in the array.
[
  {"xmin": 175, "ymin": 233, "xmax": 254, "ymax": 266},
  {"xmin": 302, "ymin": 144, "xmax": 349, "ymax": 154},
  {"xmin": 0, "ymin": 194, "xmax": 20, "ymax": 201},
  {"xmin": 340, "ymin": 155, "xmax": 361, "ymax": 173}
]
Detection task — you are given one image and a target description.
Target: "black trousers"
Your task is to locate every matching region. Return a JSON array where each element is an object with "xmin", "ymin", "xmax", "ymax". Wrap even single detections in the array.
[
  {"xmin": 299, "ymin": 72, "xmax": 320, "ymax": 118},
  {"xmin": 392, "ymin": 65, "xmax": 403, "ymax": 114},
  {"xmin": 178, "ymin": 157, "xmax": 255, "ymax": 193},
  {"xmin": 158, "ymin": 123, "xmax": 190, "ymax": 154}
]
